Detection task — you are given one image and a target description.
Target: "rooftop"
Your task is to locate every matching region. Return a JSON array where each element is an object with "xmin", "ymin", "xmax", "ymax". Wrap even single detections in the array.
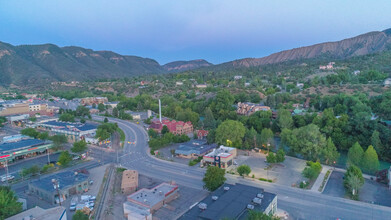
[
  {"xmin": 205, "ymin": 145, "xmax": 235, "ymax": 158},
  {"xmin": 41, "ymin": 121, "xmax": 97, "ymax": 132},
  {"xmin": 0, "ymin": 139, "xmax": 48, "ymax": 154},
  {"xmin": 175, "ymin": 140, "xmax": 217, "ymax": 156},
  {"xmin": 179, "ymin": 183, "xmax": 276, "ymax": 220},
  {"xmin": 122, "ymin": 170, "xmax": 138, "ymax": 189},
  {"xmin": 6, "ymin": 206, "xmax": 66, "ymax": 220},
  {"xmin": 29, "ymin": 171, "xmax": 89, "ymax": 193},
  {"xmin": 127, "ymin": 182, "xmax": 178, "ymax": 209}
]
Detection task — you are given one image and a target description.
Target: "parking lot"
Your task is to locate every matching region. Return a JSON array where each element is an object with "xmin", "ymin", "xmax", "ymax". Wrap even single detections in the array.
[
  {"xmin": 232, "ymin": 150, "xmax": 307, "ymax": 187},
  {"xmin": 155, "ymin": 143, "xmax": 194, "ymax": 165}
]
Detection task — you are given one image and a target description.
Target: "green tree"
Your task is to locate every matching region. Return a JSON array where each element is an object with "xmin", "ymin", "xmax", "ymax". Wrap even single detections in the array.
[
  {"xmin": 80, "ymin": 118, "xmax": 86, "ymax": 123},
  {"xmin": 371, "ymin": 130, "xmax": 383, "ymax": 156},
  {"xmin": 59, "ymin": 113, "xmax": 75, "ymax": 122},
  {"xmin": 104, "ymin": 117, "xmax": 109, "ymax": 123},
  {"xmin": 362, "ymin": 145, "xmax": 379, "ymax": 174},
  {"xmin": 21, "ymin": 128, "xmax": 39, "ymax": 139},
  {"xmin": 203, "ymin": 166, "xmax": 226, "ymax": 191},
  {"xmin": 237, "ymin": 164, "xmax": 251, "ymax": 176},
  {"xmin": 247, "ymin": 210, "xmax": 279, "ymax": 220},
  {"xmin": 72, "ymin": 210, "xmax": 89, "ymax": 220},
  {"xmin": 215, "ymin": 120, "xmax": 246, "ymax": 147},
  {"xmin": 49, "ymin": 135, "xmax": 68, "ymax": 148},
  {"xmin": 92, "ymin": 103, "xmax": 96, "ymax": 109},
  {"xmin": 75, "ymin": 105, "xmax": 91, "ymax": 118},
  {"xmin": 58, "ymin": 150, "xmax": 72, "ymax": 166},
  {"xmin": 71, "ymin": 140, "xmax": 87, "ymax": 153},
  {"xmin": 347, "ymin": 142, "xmax": 364, "ymax": 167},
  {"xmin": 203, "ymin": 107, "xmax": 216, "ymax": 129},
  {"xmin": 260, "ymin": 128, "xmax": 274, "ymax": 150},
  {"xmin": 112, "ymin": 107, "xmax": 119, "ymax": 117},
  {"xmin": 30, "ymin": 117, "xmax": 37, "ymax": 122},
  {"xmin": 276, "ymin": 149, "xmax": 286, "ymax": 163},
  {"xmin": 0, "ymin": 186, "xmax": 22, "ymax": 219},
  {"xmin": 277, "ymin": 109, "xmax": 293, "ymax": 130},
  {"xmin": 161, "ymin": 125, "xmax": 170, "ymax": 135},
  {"xmin": 344, "ymin": 165, "xmax": 364, "ymax": 198},
  {"xmin": 302, "ymin": 161, "xmax": 322, "ymax": 180},
  {"xmin": 266, "ymin": 152, "xmax": 276, "ymax": 163},
  {"xmin": 322, "ymin": 137, "xmax": 340, "ymax": 165},
  {"xmin": 37, "ymin": 131, "xmax": 49, "ymax": 140},
  {"xmin": 98, "ymin": 103, "xmax": 105, "ymax": 112},
  {"xmin": 243, "ymin": 127, "xmax": 259, "ymax": 149}
]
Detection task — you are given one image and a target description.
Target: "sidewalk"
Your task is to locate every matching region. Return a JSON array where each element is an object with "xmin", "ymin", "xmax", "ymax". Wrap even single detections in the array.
[{"xmin": 310, "ymin": 165, "xmax": 332, "ymax": 193}]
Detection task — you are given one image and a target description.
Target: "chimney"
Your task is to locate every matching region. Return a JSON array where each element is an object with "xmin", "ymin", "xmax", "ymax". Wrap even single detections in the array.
[{"xmin": 159, "ymin": 99, "xmax": 162, "ymax": 123}]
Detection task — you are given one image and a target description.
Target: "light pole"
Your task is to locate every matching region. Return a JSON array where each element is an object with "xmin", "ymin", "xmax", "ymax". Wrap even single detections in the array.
[
  {"xmin": 52, "ymin": 179, "xmax": 62, "ymax": 206},
  {"xmin": 46, "ymin": 146, "xmax": 50, "ymax": 164},
  {"xmin": 5, "ymin": 160, "xmax": 9, "ymax": 186}
]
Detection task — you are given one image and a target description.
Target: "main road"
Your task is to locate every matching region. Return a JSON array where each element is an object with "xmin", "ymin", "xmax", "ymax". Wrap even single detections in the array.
[{"xmin": 93, "ymin": 116, "xmax": 391, "ymax": 220}]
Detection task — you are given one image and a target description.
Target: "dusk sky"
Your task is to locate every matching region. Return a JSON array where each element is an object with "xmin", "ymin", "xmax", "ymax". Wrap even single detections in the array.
[{"xmin": 1, "ymin": 0, "xmax": 390, "ymax": 64}]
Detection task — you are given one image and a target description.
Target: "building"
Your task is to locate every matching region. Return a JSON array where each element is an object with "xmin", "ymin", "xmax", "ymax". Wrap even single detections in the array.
[
  {"xmin": 149, "ymin": 119, "xmax": 193, "ymax": 135},
  {"xmin": 176, "ymin": 81, "xmax": 184, "ymax": 86},
  {"xmin": 175, "ymin": 140, "xmax": 216, "ymax": 159},
  {"xmin": 5, "ymin": 114, "xmax": 29, "ymax": 126},
  {"xmin": 105, "ymin": 101, "xmax": 119, "ymax": 108},
  {"xmin": 123, "ymin": 182, "xmax": 179, "ymax": 219},
  {"xmin": 80, "ymin": 97, "xmax": 108, "ymax": 105},
  {"xmin": 2, "ymin": 134, "xmax": 29, "ymax": 143},
  {"xmin": 234, "ymin": 75, "xmax": 243, "ymax": 80},
  {"xmin": 195, "ymin": 84, "xmax": 207, "ymax": 88},
  {"xmin": 28, "ymin": 171, "xmax": 89, "ymax": 204},
  {"xmin": 122, "ymin": 170, "xmax": 139, "ymax": 194},
  {"xmin": 319, "ymin": 62, "xmax": 335, "ymax": 70},
  {"xmin": 236, "ymin": 102, "xmax": 271, "ymax": 116},
  {"xmin": 0, "ymin": 139, "xmax": 53, "ymax": 165},
  {"xmin": 179, "ymin": 183, "xmax": 277, "ymax": 220},
  {"xmin": 384, "ymin": 78, "xmax": 391, "ymax": 87},
  {"xmin": 201, "ymin": 145, "xmax": 237, "ymax": 169},
  {"xmin": 0, "ymin": 101, "xmax": 53, "ymax": 117},
  {"xmin": 6, "ymin": 206, "xmax": 67, "ymax": 220},
  {"xmin": 296, "ymin": 83, "xmax": 304, "ymax": 88},
  {"xmin": 196, "ymin": 130, "xmax": 209, "ymax": 139},
  {"xmin": 36, "ymin": 121, "xmax": 97, "ymax": 142}
]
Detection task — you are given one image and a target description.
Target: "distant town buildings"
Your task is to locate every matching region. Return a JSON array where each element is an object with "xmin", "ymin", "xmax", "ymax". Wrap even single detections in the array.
[
  {"xmin": 123, "ymin": 181, "xmax": 179, "ymax": 219},
  {"xmin": 28, "ymin": 171, "xmax": 89, "ymax": 204},
  {"xmin": 202, "ymin": 145, "xmax": 237, "ymax": 169},
  {"xmin": 236, "ymin": 102, "xmax": 271, "ymax": 116},
  {"xmin": 80, "ymin": 97, "xmax": 108, "ymax": 106},
  {"xmin": 121, "ymin": 170, "xmax": 139, "ymax": 194},
  {"xmin": 149, "ymin": 119, "xmax": 193, "ymax": 135},
  {"xmin": 319, "ymin": 62, "xmax": 335, "ymax": 70},
  {"xmin": 0, "ymin": 101, "xmax": 54, "ymax": 117},
  {"xmin": 179, "ymin": 183, "xmax": 277, "ymax": 220}
]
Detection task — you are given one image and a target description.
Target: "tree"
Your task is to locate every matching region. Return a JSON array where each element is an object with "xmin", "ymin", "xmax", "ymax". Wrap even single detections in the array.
[
  {"xmin": 49, "ymin": 135, "xmax": 68, "ymax": 148},
  {"xmin": 148, "ymin": 129, "xmax": 158, "ymax": 138},
  {"xmin": 37, "ymin": 131, "xmax": 49, "ymax": 140},
  {"xmin": 72, "ymin": 210, "xmax": 89, "ymax": 220},
  {"xmin": 347, "ymin": 142, "xmax": 364, "ymax": 167},
  {"xmin": 344, "ymin": 165, "xmax": 364, "ymax": 197},
  {"xmin": 243, "ymin": 127, "xmax": 259, "ymax": 149},
  {"xmin": 112, "ymin": 107, "xmax": 119, "ymax": 117},
  {"xmin": 203, "ymin": 166, "xmax": 226, "ymax": 191},
  {"xmin": 362, "ymin": 145, "xmax": 379, "ymax": 174},
  {"xmin": 0, "ymin": 186, "xmax": 22, "ymax": 219},
  {"xmin": 266, "ymin": 152, "xmax": 276, "ymax": 163},
  {"xmin": 260, "ymin": 128, "xmax": 274, "ymax": 150},
  {"xmin": 92, "ymin": 103, "xmax": 97, "ymax": 109},
  {"xmin": 75, "ymin": 105, "xmax": 90, "ymax": 118},
  {"xmin": 302, "ymin": 161, "xmax": 322, "ymax": 180},
  {"xmin": 59, "ymin": 113, "xmax": 75, "ymax": 122},
  {"xmin": 104, "ymin": 117, "xmax": 109, "ymax": 123},
  {"xmin": 203, "ymin": 107, "xmax": 216, "ymax": 129},
  {"xmin": 247, "ymin": 210, "xmax": 280, "ymax": 220},
  {"xmin": 276, "ymin": 149, "xmax": 286, "ymax": 163},
  {"xmin": 215, "ymin": 120, "xmax": 246, "ymax": 147},
  {"xmin": 161, "ymin": 125, "xmax": 170, "ymax": 135},
  {"xmin": 71, "ymin": 140, "xmax": 87, "ymax": 153},
  {"xmin": 237, "ymin": 164, "xmax": 251, "ymax": 176},
  {"xmin": 98, "ymin": 103, "xmax": 105, "ymax": 112},
  {"xmin": 21, "ymin": 128, "xmax": 39, "ymax": 139},
  {"xmin": 371, "ymin": 130, "xmax": 383, "ymax": 156},
  {"xmin": 322, "ymin": 137, "xmax": 340, "ymax": 165},
  {"xmin": 277, "ymin": 109, "xmax": 293, "ymax": 130},
  {"xmin": 80, "ymin": 118, "xmax": 86, "ymax": 123},
  {"xmin": 58, "ymin": 150, "xmax": 72, "ymax": 166}
]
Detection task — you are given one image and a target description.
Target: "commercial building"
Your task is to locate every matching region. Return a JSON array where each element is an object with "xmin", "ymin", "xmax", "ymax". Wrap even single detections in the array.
[
  {"xmin": 80, "ymin": 97, "xmax": 108, "ymax": 105},
  {"xmin": 195, "ymin": 130, "xmax": 209, "ymax": 139},
  {"xmin": 175, "ymin": 140, "xmax": 216, "ymax": 159},
  {"xmin": 6, "ymin": 206, "xmax": 67, "ymax": 220},
  {"xmin": 149, "ymin": 119, "xmax": 193, "ymax": 135},
  {"xmin": 122, "ymin": 170, "xmax": 139, "ymax": 194},
  {"xmin": 0, "ymin": 101, "xmax": 54, "ymax": 117},
  {"xmin": 28, "ymin": 171, "xmax": 89, "ymax": 204},
  {"xmin": 236, "ymin": 102, "xmax": 270, "ymax": 116},
  {"xmin": 179, "ymin": 183, "xmax": 277, "ymax": 220},
  {"xmin": 202, "ymin": 145, "xmax": 237, "ymax": 169},
  {"xmin": 36, "ymin": 121, "xmax": 97, "ymax": 142},
  {"xmin": 0, "ymin": 139, "xmax": 53, "ymax": 164},
  {"xmin": 123, "ymin": 182, "xmax": 179, "ymax": 219}
]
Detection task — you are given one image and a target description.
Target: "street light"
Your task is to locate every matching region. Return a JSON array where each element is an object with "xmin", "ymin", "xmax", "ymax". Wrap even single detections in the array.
[{"xmin": 52, "ymin": 179, "xmax": 61, "ymax": 206}]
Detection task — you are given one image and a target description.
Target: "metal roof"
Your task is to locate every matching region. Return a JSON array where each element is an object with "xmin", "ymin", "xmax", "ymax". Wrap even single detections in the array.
[
  {"xmin": 29, "ymin": 171, "xmax": 89, "ymax": 193},
  {"xmin": 0, "ymin": 139, "xmax": 47, "ymax": 154}
]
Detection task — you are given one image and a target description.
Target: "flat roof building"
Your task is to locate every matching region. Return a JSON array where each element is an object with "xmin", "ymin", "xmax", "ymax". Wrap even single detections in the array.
[
  {"xmin": 36, "ymin": 121, "xmax": 97, "ymax": 142},
  {"xmin": 28, "ymin": 171, "xmax": 89, "ymax": 204},
  {"xmin": 6, "ymin": 206, "xmax": 67, "ymax": 220},
  {"xmin": 0, "ymin": 139, "xmax": 53, "ymax": 164},
  {"xmin": 175, "ymin": 140, "xmax": 216, "ymax": 159},
  {"xmin": 179, "ymin": 183, "xmax": 277, "ymax": 220},
  {"xmin": 121, "ymin": 170, "xmax": 139, "ymax": 194},
  {"xmin": 202, "ymin": 145, "xmax": 237, "ymax": 169}
]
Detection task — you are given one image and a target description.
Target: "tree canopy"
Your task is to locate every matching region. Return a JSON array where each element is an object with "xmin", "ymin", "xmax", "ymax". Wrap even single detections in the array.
[
  {"xmin": 215, "ymin": 120, "xmax": 246, "ymax": 147},
  {"xmin": 0, "ymin": 186, "xmax": 22, "ymax": 219},
  {"xmin": 203, "ymin": 166, "xmax": 226, "ymax": 191}
]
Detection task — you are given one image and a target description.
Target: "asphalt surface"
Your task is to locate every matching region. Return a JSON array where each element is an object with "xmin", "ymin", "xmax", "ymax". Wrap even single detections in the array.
[{"xmin": 93, "ymin": 115, "xmax": 391, "ymax": 220}]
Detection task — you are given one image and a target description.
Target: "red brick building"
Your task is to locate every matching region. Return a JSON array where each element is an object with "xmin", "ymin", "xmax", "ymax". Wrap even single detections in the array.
[{"xmin": 149, "ymin": 119, "xmax": 193, "ymax": 135}]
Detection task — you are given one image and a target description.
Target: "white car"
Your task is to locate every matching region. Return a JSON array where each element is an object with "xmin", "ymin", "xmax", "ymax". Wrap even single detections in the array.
[{"xmin": 1, "ymin": 175, "xmax": 14, "ymax": 182}]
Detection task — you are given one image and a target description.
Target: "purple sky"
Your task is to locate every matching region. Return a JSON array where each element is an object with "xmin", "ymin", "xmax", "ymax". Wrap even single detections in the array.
[{"xmin": 0, "ymin": 0, "xmax": 390, "ymax": 64}]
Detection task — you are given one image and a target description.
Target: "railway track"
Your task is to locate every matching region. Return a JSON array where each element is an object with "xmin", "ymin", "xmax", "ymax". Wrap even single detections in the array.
[{"xmin": 94, "ymin": 165, "xmax": 114, "ymax": 219}]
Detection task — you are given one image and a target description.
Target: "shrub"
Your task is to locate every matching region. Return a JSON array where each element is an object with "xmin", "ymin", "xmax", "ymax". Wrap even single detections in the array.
[{"xmin": 302, "ymin": 161, "xmax": 322, "ymax": 180}]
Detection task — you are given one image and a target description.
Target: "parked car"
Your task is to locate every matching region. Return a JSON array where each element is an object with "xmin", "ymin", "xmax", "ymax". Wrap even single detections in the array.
[
  {"xmin": 1, "ymin": 175, "xmax": 15, "ymax": 182},
  {"xmin": 69, "ymin": 205, "xmax": 76, "ymax": 211}
]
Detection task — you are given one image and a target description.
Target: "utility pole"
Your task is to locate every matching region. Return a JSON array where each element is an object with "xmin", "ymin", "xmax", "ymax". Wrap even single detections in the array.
[
  {"xmin": 5, "ymin": 160, "xmax": 9, "ymax": 186},
  {"xmin": 52, "ymin": 179, "xmax": 62, "ymax": 206},
  {"xmin": 46, "ymin": 146, "xmax": 50, "ymax": 164}
]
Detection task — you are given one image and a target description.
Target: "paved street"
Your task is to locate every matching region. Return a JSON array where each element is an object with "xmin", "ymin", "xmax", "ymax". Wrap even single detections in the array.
[{"xmin": 93, "ymin": 115, "xmax": 391, "ymax": 220}]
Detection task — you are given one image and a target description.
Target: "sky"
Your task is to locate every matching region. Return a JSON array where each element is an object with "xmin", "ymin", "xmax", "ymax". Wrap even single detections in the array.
[{"xmin": 0, "ymin": 0, "xmax": 390, "ymax": 64}]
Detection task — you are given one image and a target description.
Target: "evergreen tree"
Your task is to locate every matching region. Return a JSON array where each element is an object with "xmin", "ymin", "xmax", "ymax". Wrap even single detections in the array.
[
  {"xmin": 362, "ymin": 145, "xmax": 380, "ymax": 174},
  {"xmin": 347, "ymin": 142, "xmax": 364, "ymax": 167},
  {"xmin": 0, "ymin": 186, "xmax": 22, "ymax": 219},
  {"xmin": 322, "ymin": 137, "xmax": 340, "ymax": 165},
  {"xmin": 371, "ymin": 130, "xmax": 383, "ymax": 156}
]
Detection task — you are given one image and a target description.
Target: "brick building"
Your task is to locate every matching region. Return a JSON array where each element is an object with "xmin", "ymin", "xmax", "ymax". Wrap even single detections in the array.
[
  {"xmin": 121, "ymin": 170, "xmax": 139, "ymax": 194},
  {"xmin": 149, "ymin": 119, "xmax": 193, "ymax": 135}
]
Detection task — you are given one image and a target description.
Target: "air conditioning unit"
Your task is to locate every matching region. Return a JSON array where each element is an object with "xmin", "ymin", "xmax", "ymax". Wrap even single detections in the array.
[
  {"xmin": 198, "ymin": 203, "xmax": 207, "ymax": 210},
  {"xmin": 224, "ymin": 187, "xmax": 230, "ymax": 191},
  {"xmin": 257, "ymin": 193, "xmax": 264, "ymax": 199},
  {"xmin": 253, "ymin": 198, "xmax": 262, "ymax": 204},
  {"xmin": 247, "ymin": 204, "xmax": 254, "ymax": 210},
  {"xmin": 212, "ymin": 196, "xmax": 218, "ymax": 201}
]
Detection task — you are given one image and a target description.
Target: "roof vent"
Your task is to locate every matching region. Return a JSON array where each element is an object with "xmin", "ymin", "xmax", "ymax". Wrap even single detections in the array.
[
  {"xmin": 253, "ymin": 198, "xmax": 262, "ymax": 204},
  {"xmin": 212, "ymin": 196, "xmax": 218, "ymax": 201},
  {"xmin": 247, "ymin": 204, "xmax": 255, "ymax": 210},
  {"xmin": 224, "ymin": 187, "xmax": 230, "ymax": 191},
  {"xmin": 257, "ymin": 193, "xmax": 264, "ymax": 199},
  {"xmin": 198, "ymin": 203, "xmax": 207, "ymax": 210}
]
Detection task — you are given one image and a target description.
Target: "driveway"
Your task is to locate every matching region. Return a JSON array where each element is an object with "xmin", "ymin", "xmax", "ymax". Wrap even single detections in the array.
[{"xmin": 322, "ymin": 171, "xmax": 345, "ymax": 197}]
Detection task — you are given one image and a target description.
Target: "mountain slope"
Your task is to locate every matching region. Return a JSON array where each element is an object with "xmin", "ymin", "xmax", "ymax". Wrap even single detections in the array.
[
  {"xmin": 219, "ymin": 29, "xmax": 391, "ymax": 68},
  {"xmin": 163, "ymin": 59, "xmax": 212, "ymax": 72}
]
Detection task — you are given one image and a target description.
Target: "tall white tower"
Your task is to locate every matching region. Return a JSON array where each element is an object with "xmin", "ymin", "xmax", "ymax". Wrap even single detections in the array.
[{"xmin": 159, "ymin": 99, "xmax": 162, "ymax": 122}]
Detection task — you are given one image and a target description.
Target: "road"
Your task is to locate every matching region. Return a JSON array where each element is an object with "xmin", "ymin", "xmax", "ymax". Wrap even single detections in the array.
[{"xmin": 93, "ymin": 116, "xmax": 391, "ymax": 220}]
